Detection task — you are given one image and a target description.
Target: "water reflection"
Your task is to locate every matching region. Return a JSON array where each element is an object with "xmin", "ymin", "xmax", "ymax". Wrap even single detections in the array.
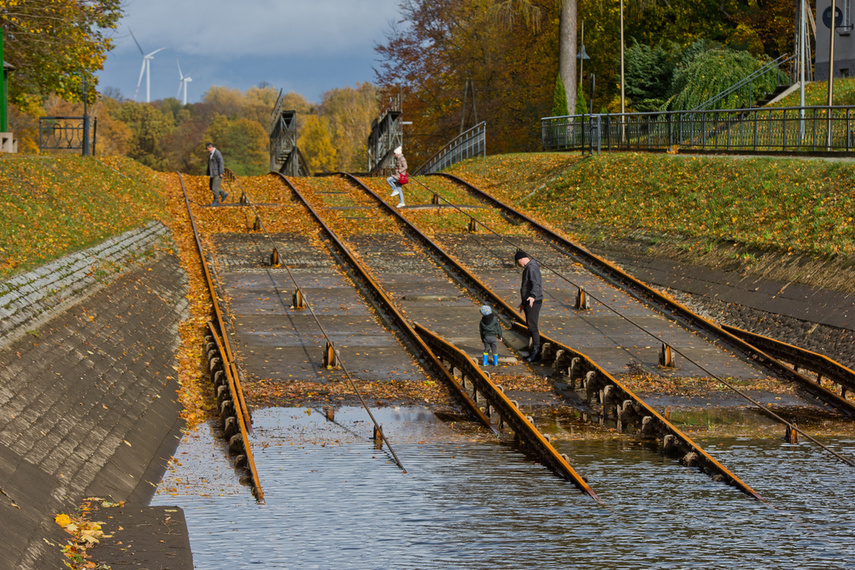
[{"xmin": 153, "ymin": 407, "xmax": 855, "ymax": 569}]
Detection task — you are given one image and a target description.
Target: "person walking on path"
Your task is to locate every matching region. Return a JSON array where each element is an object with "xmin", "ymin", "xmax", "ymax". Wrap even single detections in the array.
[
  {"xmin": 386, "ymin": 146, "xmax": 408, "ymax": 208},
  {"xmin": 206, "ymin": 142, "xmax": 228, "ymax": 206},
  {"xmin": 479, "ymin": 305, "xmax": 503, "ymax": 366},
  {"xmin": 515, "ymin": 249, "xmax": 543, "ymax": 362}
]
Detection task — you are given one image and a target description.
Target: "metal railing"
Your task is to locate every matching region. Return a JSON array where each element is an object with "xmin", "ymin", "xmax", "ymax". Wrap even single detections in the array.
[
  {"xmin": 39, "ymin": 116, "xmax": 96, "ymax": 155},
  {"xmin": 542, "ymin": 105, "xmax": 855, "ymax": 154},
  {"xmin": 414, "ymin": 121, "xmax": 487, "ymax": 174}
]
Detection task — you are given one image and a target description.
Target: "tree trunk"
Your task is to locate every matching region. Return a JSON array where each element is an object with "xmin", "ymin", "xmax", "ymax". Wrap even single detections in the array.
[{"xmin": 559, "ymin": 0, "xmax": 577, "ymax": 114}]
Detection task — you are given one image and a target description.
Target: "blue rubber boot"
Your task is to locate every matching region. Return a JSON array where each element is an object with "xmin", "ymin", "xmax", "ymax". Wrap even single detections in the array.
[
  {"xmin": 482, "ymin": 353, "xmax": 489, "ymax": 366},
  {"xmin": 492, "ymin": 354, "xmax": 499, "ymax": 366}
]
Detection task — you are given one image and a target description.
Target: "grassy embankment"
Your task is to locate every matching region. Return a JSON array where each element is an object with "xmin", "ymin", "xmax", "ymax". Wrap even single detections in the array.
[
  {"xmin": 448, "ymin": 152, "xmax": 855, "ymax": 293},
  {"xmin": 0, "ymin": 155, "xmax": 168, "ymax": 278}
]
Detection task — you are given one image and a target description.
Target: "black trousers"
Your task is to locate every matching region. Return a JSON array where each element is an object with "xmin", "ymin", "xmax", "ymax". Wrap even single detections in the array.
[{"xmin": 523, "ymin": 300, "xmax": 543, "ymax": 352}]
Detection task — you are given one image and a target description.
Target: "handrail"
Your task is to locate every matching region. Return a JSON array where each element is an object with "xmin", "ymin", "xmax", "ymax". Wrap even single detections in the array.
[{"xmin": 414, "ymin": 121, "xmax": 487, "ymax": 175}]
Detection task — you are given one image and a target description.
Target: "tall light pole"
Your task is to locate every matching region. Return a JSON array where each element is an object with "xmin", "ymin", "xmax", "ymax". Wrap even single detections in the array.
[
  {"xmin": 827, "ymin": 0, "xmax": 838, "ymax": 149},
  {"xmin": 799, "ymin": 0, "xmax": 806, "ymax": 141},
  {"xmin": 620, "ymin": 0, "xmax": 626, "ymax": 141}
]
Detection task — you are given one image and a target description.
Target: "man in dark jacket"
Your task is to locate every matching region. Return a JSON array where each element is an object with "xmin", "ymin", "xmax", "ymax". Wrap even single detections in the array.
[
  {"xmin": 206, "ymin": 142, "xmax": 228, "ymax": 206},
  {"xmin": 479, "ymin": 305, "xmax": 502, "ymax": 366},
  {"xmin": 515, "ymin": 249, "xmax": 543, "ymax": 362}
]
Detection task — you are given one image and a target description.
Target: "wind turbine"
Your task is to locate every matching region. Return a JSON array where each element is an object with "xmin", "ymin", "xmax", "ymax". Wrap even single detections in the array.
[
  {"xmin": 176, "ymin": 58, "xmax": 194, "ymax": 105},
  {"xmin": 130, "ymin": 29, "xmax": 165, "ymax": 103}
]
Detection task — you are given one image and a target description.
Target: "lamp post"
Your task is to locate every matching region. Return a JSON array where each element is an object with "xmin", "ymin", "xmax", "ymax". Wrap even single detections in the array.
[
  {"xmin": 82, "ymin": 75, "xmax": 90, "ymax": 157},
  {"xmin": 0, "ymin": 29, "xmax": 7, "ymax": 133},
  {"xmin": 827, "ymin": 0, "xmax": 838, "ymax": 149},
  {"xmin": 578, "ymin": 42, "xmax": 591, "ymax": 113},
  {"xmin": 620, "ymin": 0, "xmax": 626, "ymax": 142}
]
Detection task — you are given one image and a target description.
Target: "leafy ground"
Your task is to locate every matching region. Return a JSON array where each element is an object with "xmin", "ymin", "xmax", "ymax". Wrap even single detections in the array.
[
  {"xmin": 777, "ymin": 76, "xmax": 855, "ymax": 107},
  {"xmin": 0, "ymin": 156, "xmax": 168, "ymax": 279}
]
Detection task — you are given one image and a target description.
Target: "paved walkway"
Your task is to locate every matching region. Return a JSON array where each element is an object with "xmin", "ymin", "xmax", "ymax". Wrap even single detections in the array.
[{"xmin": 0, "ymin": 231, "xmax": 191, "ymax": 569}]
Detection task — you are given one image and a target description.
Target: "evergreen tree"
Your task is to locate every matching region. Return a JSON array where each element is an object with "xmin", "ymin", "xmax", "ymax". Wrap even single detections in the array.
[{"xmin": 552, "ymin": 74, "xmax": 570, "ymax": 116}]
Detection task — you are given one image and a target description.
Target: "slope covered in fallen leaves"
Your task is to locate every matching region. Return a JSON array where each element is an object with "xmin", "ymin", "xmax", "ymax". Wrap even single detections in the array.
[{"xmin": 448, "ymin": 152, "xmax": 855, "ymax": 258}]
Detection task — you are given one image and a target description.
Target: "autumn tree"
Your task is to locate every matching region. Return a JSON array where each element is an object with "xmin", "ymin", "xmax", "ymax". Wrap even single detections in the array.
[
  {"xmin": 298, "ymin": 115, "xmax": 337, "ymax": 173},
  {"xmin": 203, "ymin": 113, "xmax": 268, "ymax": 176},
  {"xmin": 320, "ymin": 83, "xmax": 378, "ymax": 171},
  {"xmin": 112, "ymin": 101, "xmax": 174, "ymax": 170},
  {"xmin": 376, "ymin": 0, "xmax": 557, "ymax": 163},
  {"xmin": 0, "ymin": 0, "xmax": 122, "ymax": 110}
]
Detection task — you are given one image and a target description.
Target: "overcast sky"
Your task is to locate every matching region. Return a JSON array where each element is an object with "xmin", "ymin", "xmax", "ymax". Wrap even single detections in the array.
[{"xmin": 96, "ymin": 0, "xmax": 402, "ymax": 104}]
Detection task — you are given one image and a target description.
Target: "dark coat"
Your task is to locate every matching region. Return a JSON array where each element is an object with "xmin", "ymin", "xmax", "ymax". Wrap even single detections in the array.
[
  {"xmin": 479, "ymin": 313, "xmax": 502, "ymax": 340},
  {"xmin": 520, "ymin": 258, "xmax": 543, "ymax": 302},
  {"xmin": 207, "ymin": 148, "xmax": 224, "ymax": 178}
]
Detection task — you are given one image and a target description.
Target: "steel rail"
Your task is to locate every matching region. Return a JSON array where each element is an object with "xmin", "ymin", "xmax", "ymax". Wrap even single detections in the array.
[
  {"xmin": 432, "ymin": 172, "xmax": 855, "ymax": 417},
  {"xmin": 177, "ymin": 173, "xmax": 264, "ymax": 502},
  {"xmin": 722, "ymin": 324, "xmax": 855, "ymax": 395},
  {"xmin": 337, "ymin": 173, "xmax": 771, "ymax": 497},
  {"xmin": 228, "ymin": 174, "xmax": 408, "ymax": 472},
  {"xmin": 269, "ymin": 172, "xmax": 496, "ymax": 435},
  {"xmin": 414, "ymin": 323, "xmax": 606, "ymax": 504}
]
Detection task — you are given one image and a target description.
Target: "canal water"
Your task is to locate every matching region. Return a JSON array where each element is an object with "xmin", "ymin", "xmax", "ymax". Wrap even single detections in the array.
[{"xmin": 153, "ymin": 407, "xmax": 855, "ymax": 569}]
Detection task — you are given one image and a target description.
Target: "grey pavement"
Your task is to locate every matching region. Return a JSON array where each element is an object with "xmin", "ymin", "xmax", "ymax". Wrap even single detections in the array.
[{"xmin": 0, "ymin": 236, "xmax": 190, "ymax": 569}]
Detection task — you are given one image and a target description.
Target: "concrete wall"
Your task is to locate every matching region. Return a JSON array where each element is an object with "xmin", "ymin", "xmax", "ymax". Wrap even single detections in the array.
[{"xmin": 0, "ymin": 223, "xmax": 189, "ymax": 569}]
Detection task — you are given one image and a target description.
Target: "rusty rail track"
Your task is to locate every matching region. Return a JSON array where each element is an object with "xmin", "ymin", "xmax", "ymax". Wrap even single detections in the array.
[
  {"xmin": 722, "ymin": 324, "xmax": 855, "ymax": 397},
  {"xmin": 336, "ymin": 172, "xmax": 769, "ymax": 499},
  {"xmin": 415, "ymin": 323, "xmax": 605, "ymax": 504},
  {"xmin": 270, "ymin": 172, "xmax": 625, "ymax": 503},
  {"xmin": 432, "ymin": 172, "xmax": 855, "ymax": 417},
  {"xmin": 268, "ymin": 172, "xmax": 495, "ymax": 434},
  {"xmin": 177, "ymin": 173, "xmax": 264, "ymax": 502}
]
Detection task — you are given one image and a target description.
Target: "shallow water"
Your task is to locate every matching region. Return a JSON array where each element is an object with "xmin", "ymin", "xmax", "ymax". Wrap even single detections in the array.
[{"xmin": 153, "ymin": 407, "xmax": 855, "ymax": 569}]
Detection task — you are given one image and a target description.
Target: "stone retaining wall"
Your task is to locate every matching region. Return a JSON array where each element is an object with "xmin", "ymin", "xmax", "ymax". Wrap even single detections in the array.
[{"xmin": 0, "ymin": 221, "xmax": 168, "ymax": 346}]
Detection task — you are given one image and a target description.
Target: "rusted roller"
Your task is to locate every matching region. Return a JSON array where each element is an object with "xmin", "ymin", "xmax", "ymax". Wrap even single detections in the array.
[
  {"xmin": 239, "ymin": 192, "xmax": 248, "ymax": 205},
  {"xmin": 785, "ymin": 424, "xmax": 799, "ymax": 444},
  {"xmin": 575, "ymin": 287, "xmax": 590, "ymax": 310},
  {"xmin": 373, "ymin": 425, "xmax": 384, "ymax": 449},
  {"xmin": 680, "ymin": 452, "xmax": 699, "ymax": 467},
  {"xmin": 659, "ymin": 343, "xmax": 675, "ymax": 367},
  {"xmin": 640, "ymin": 415, "xmax": 656, "ymax": 438},
  {"xmin": 431, "ymin": 193, "xmax": 440, "ymax": 205},
  {"xmin": 234, "ymin": 454, "xmax": 247, "ymax": 468},
  {"xmin": 213, "ymin": 370, "xmax": 225, "ymax": 387},
  {"xmin": 224, "ymin": 416, "xmax": 238, "ymax": 438},
  {"xmin": 208, "ymin": 357, "xmax": 222, "ymax": 374},
  {"xmin": 216, "ymin": 384, "xmax": 229, "ymax": 401},
  {"xmin": 252, "ymin": 216, "xmax": 262, "ymax": 231},
  {"xmin": 219, "ymin": 399, "xmax": 235, "ymax": 420},
  {"xmin": 292, "ymin": 288, "xmax": 305, "ymax": 310},
  {"xmin": 266, "ymin": 248, "xmax": 280, "ymax": 266},
  {"xmin": 229, "ymin": 434, "xmax": 244, "ymax": 455},
  {"xmin": 324, "ymin": 406, "xmax": 335, "ymax": 421},
  {"xmin": 467, "ymin": 218, "xmax": 477, "ymax": 233},
  {"xmin": 323, "ymin": 340, "xmax": 339, "ymax": 369}
]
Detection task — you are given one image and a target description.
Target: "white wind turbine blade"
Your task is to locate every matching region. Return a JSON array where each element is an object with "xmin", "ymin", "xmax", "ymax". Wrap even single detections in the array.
[
  {"xmin": 134, "ymin": 59, "xmax": 146, "ymax": 101},
  {"xmin": 129, "ymin": 28, "xmax": 145, "ymax": 56},
  {"xmin": 146, "ymin": 47, "xmax": 166, "ymax": 59},
  {"xmin": 176, "ymin": 58, "xmax": 184, "ymax": 99}
]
